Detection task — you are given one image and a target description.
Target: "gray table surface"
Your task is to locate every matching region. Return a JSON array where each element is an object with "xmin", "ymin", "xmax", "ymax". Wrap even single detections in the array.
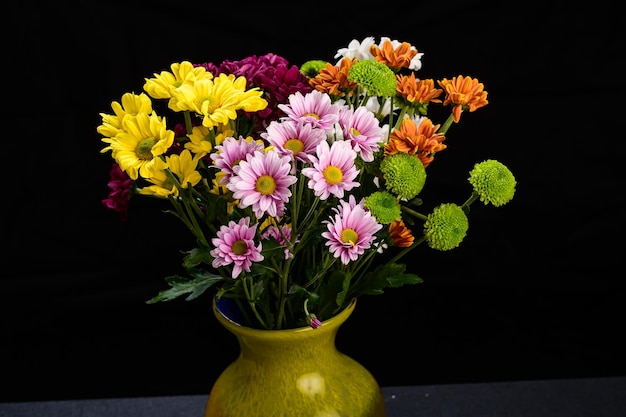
[{"xmin": 1, "ymin": 376, "xmax": 624, "ymax": 417}]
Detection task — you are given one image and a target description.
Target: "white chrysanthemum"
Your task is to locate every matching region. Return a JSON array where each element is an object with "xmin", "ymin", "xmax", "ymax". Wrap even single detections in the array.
[{"xmin": 334, "ymin": 36, "xmax": 376, "ymax": 62}]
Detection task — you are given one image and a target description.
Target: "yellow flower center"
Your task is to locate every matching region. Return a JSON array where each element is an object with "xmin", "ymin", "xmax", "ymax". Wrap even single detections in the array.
[
  {"xmin": 256, "ymin": 174, "xmax": 277, "ymax": 195},
  {"xmin": 136, "ymin": 138, "xmax": 157, "ymax": 160},
  {"xmin": 200, "ymin": 95, "xmax": 218, "ymax": 114},
  {"xmin": 350, "ymin": 127, "xmax": 361, "ymax": 136},
  {"xmin": 323, "ymin": 166, "xmax": 343, "ymax": 185},
  {"xmin": 284, "ymin": 138, "xmax": 305, "ymax": 155},
  {"xmin": 340, "ymin": 228, "xmax": 358, "ymax": 246},
  {"xmin": 303, "ymin": 112, "xmax": 320, "ymax": 120},
  {"xmin": 231, "ymin": 240, "xmax": 247, "ymax": 255}
]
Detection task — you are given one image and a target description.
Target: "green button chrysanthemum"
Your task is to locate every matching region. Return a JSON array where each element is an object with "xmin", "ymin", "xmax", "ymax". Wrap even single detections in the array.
[
  {"xmin": 347, "ymin": 60, "xmax": 397, "ymax": 98},
  {"xmin": 423, "ymin": 203, "xmax": 469, "ymax": 251},
  {"xmin": 468, "ymin": 159, "xmax": 516, "ymax": 207},
  {"xmin": 364, "ymin": 191, "xmax": 401, "ymax": 224},
  {"xmin": 379, "ymin": 153, "xmax": 426, "ymax": 200},
  {"xmin": 300, "ymin": 60, "xmax": 328, "ymax": 78}
]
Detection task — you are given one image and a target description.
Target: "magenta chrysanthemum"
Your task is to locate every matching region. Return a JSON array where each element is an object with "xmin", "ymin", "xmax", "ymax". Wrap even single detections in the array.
[
  {"xmin": 210, "ymin": 136, "xmax": 266, "ymax": 185},
  {"xmin": 322, "ymin": 195, "xmax": 383, "ymax": 264},
  {"xmin": 194, "ymin": 54, "xmax": 312, "ymax": 128},
  {"xmin": 338, "ymin": 105, "xmax": 384, "ymax": 162},
  {"xmin": 278, "ymin": 90, "xmax": 341, "ymax": 132},
  {"xmin": 227, "ymin": 150, "xmax": 297, "ymax": 218},
  {"xmin": 102, "ymin": 162, "xmax": 132, "ymax": 221},
  {"xmin": 301, "ymin": 140, "xmax": 360, "ymax": 200},
  {"xmin": 261, "ymin": 119, "xmax": 327, "ymax": 163},
  {"xmin": 210, "ymin": 217, "xmax": 264, "ymax": 279}
]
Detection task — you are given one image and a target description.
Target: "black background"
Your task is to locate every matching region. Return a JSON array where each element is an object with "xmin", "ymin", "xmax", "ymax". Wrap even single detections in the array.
[{"xmin": 2, "ymin": 0, "xmax": 624, "ymax": 403}]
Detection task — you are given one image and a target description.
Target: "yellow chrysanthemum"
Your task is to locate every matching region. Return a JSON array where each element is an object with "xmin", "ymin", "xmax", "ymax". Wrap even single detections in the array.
[
  {"xmin": 170, "ymin": 73, "xmax": 268, "ymax": 129},
  {"xmin": 208, "ymin": 174, "xmax": 237, "ymax": 214},
  {"xmin": 98, "ymin": 92, "xmax": 153, "ymax": 153},
  {"xmin": 184, "ymin": 125, "xmax": 214, "ymax": 157},
  {"xmin": 185, "ymin": 123, "xmax": 233, "ymax": 157},
  {"xmin": 139, "ymin": 150, "xmax": 202, "ymax": 198},
  {"xmin": 214, "ymin": 125, "xmax": 233, "ymax": 147},
  {"xmin": 143, "ymin": 61, "xmax": 213, "ymax": 101},
  {"xmin": 110, "ymin": 112, "xmax": 175, "ymax": 180}
]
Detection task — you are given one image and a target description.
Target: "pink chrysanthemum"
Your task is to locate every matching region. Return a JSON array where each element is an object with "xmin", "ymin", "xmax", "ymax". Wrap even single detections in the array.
[
  {"xmin": 278, "ymin": 90, "xmax": 341, "ymax": 132},
  {"xmin": 261, "ymin": 119, "xmax": 327, "ymax": 163},
  {"xmin": 338, "ymin": 106, "xmax": 384, "ymax": 162},
  {"xmin": 210, "ymin": 136, "xmax": 266, "ymax": 185},
  {"xmin": 322, "ymin": 195, "xmax": 383, "ymax": 264},
  {"xmin": 210, "ymin": 217, "xmax": 264, "ymax": 279},
  {"xmin": 261, "ymin": 223, "xmax": 295, "ymax": 259},
  {"xmin": 228, "ymin": 150, "xmax": 297, "ymax": 218},
  {"xmin": 301, "ymin": 140, "xmax": 360, "ymax": 200}
]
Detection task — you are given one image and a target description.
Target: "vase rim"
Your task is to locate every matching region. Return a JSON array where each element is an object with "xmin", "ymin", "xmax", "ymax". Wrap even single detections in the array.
[{"xmin": 212, "ymin": 297, "xmax": 357, "ymax": 334}]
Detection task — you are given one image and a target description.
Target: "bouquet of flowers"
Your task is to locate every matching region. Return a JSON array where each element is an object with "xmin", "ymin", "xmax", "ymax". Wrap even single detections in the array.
[{"xmin": 98, "ymin": 36, "xmax": 516, "ymax": 330}]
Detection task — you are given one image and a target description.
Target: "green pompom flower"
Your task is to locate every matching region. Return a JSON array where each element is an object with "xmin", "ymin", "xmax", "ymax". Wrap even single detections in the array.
[
  {"xmin": 379, "ymin": 153, "xmax": 426, "ymax": 200},
  {"xmin": 364, "ymin": 191, "xmax": 401, "ymax": 224},
  {"xmin": 468, "ymin": 160, "xmax": 516, "ymax": 207},
  {"xmin": 347, "ymin": 60, "xmax": 397, "ymax": 97},
  {"xmin": 300, "ymin": 60, "xmax": 328, "ymax": 78},
  {"xmin": 423, "ymin": 203, "xmax": 469, "ymax": 251}
]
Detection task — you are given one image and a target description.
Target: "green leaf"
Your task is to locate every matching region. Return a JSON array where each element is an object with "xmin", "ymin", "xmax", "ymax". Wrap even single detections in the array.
[
  {"xmin": 259, "ymin": 238, "xmax": 287, "ymax": 260},
  {"xmin": 146, "ymin": 272, "xmax": 224, "ymax": 304},
  {"xmin": 181, "ymin": 247, "xmax": 214, "ymax": 269},
  {"xmin": 359, "ymin": 263, "xmax": 422, "ymax": 295},
  {"xmin": 316, "ymin": 270, "xmax": 349, "ymax": 318}
]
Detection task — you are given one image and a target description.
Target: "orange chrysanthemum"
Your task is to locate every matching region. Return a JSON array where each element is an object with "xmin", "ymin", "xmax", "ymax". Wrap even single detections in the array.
[
  {"xmin": 388, "ymin": 220, "xmax": 414, "ymax": 247},
  {"xmin": 370, "ymin": 40, "xmax": 417, "ymax": 71},
  {"xmin": 396, "ymin": 73, "xmax": 443, "ymax": 105},
  {"xmin": 438, "ymin": 75, "xmax": 489, "ymax": 123},
  {"xmin": 309, "ymin": 57, "xmax": 358, "ymax": 97},
  {"xmin": 385, "ymin": 117, "xmax": 446, "ymax": 167}
]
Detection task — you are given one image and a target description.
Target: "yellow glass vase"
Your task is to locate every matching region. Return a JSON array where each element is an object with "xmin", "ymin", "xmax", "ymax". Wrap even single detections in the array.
[{"xmin": 205, "ymin": 297, "xmax": 386, "ymax": 417}]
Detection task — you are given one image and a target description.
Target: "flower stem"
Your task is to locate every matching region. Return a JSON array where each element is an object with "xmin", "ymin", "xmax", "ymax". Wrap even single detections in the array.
[
  {"xmin": 401, "ymin": 205, "xmax": 429, "ymax": 222},
  {"xmin": 437, "ymin": 113, "xmax": 456, "ymax": 135},
  {"xmin": 388, "ymin": 236, "xmax": 426, "ymax": 264},
  {"xmin": 462, "ymin": 191, "xmax": 480, "ymax": 208},
  {"xmin": 183, "ymin": 111, "xmax": 193, "ymax": 135},
  {"xmin": 243, "ymin": 276, "xmax": 267, "ymax": 329}
]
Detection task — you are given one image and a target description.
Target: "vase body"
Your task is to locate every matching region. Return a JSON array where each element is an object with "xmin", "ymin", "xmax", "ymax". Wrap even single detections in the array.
[{"xmin": 205, "ymin": 298, "xmax": 386, "ymax": 417}]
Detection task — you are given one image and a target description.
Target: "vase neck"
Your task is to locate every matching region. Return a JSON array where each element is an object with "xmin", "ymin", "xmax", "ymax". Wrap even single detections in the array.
[{"xmin": 235, "ymin": 326, "xmax": 340, "ymax": 362}]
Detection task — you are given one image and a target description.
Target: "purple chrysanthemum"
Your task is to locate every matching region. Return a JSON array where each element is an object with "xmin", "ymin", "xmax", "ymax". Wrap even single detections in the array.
[
  {"xmin": 278, "ymin": 90, "xmax": 341, "ymax": 132},
  {"xmin": 261, "ymin": 119, "xmax": 327, "ymax": 163},
  {"xmin": 227, "ymin": 150, "xmax": 297, "ymax": 218},
  {"xmin": 338, "ymin": 105, "xmax": 384, "ymax": 162},
  {"xmin": 322, "ymin": 195, "xmax": 383, "ymax": 264},
  {"xmin": 301, "ymin": 140, "xmax": 360, "ymax": 200},
  {"xmin": 210, "ymin": 217, "xmax": 264, "ymax": 279},
  {"xmin": 210, "ymin": 136, "xmax": 266, "ymax": 185}
]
